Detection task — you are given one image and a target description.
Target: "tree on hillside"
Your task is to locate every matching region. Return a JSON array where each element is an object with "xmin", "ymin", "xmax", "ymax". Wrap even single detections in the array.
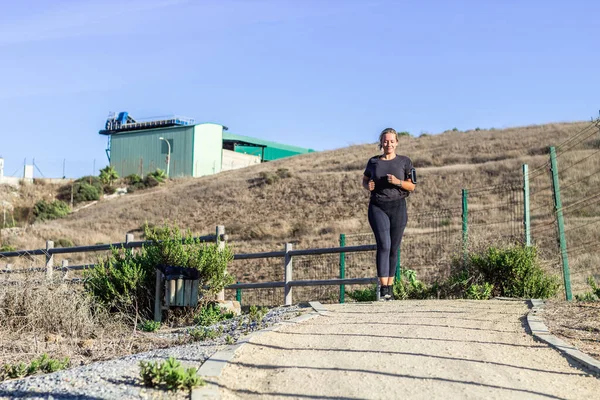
[{"xmin": 99, "ymin": 166, "xmax": 119, "ymax": 186}]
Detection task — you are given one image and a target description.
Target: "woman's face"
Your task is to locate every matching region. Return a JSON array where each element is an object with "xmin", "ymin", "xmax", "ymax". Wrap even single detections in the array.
[{"xmin": 381, "ymin": 133, "xmax": 398, "ymax": 154}]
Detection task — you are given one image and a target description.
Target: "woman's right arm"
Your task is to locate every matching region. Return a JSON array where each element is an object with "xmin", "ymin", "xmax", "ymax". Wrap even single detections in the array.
[{"xmin": 362, "ymin": 175, "xmax": 374, "ymax": 191}]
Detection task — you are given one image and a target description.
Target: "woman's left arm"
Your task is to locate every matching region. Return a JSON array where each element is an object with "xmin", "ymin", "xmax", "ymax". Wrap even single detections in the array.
[{"xmin": 386, "ymin": 174, "xmax": 416, "ymax": 191}]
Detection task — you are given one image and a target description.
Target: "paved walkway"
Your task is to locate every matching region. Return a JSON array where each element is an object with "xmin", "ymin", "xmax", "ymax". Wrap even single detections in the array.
[{"xmin": 208, "ymin": 300, "xmax": 600, "ymax": 399}]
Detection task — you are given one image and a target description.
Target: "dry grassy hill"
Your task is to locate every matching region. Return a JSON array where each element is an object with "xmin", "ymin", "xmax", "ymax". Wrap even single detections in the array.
[{"xmin": 2, "ymin": 121, "xmax": 599, "ymax": 294}]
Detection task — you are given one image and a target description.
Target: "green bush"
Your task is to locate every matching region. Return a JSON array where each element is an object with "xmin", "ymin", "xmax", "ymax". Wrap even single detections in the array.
[
  {"xmin": 248, "ymin": 305, "xmax": 268, "ymax": 322},
  {"xmin": 0, "ymin": 244, "xmax": 16, "ymax": 252},
  {"xmin": 55, "ymin": 238, "xmax": 75, "ymax": 248},
  {"xmin": 139, "ymin": 357, "xmax": 203, "ymax": 391},
  {"xmin": 99, "ymin": 166, "xmax": 119, "ymax": 186},
  {"xmin": 189, "ymin": 326, "xmax": 222, "ymax": 341},
  {"xmin": 393, "ymin": 269, "xmax": 430, "ymax": 300},
  {"xmin": 125, "ymin": 174, "xmax": 142, "ymax": 185},
  {"xmin": 398, "ymin": 131, "xmax": 411, "ymax": 137},
  {"xmin": 140, "ymin": 320, "xmax": 161, "ymax": 332},
  {"xmin": 0, "ymin": 354, "xmax": 70, "ymax": 382},
  {"xmin": 33, "ymin": 200, "xmax": 70, "ymax": 221},
  {"xmin": 194, "ymin": 303, "xmax": 234, "ymax": 326},
  {"xmin": 72, "ymin": 182, "xmax": 101, "ymax": 203},
  {"xmin": 346, "ymin": 285, "xmax": 376, "ymax": 302},
  {"xmin": 84, "ymin": 224, "xmax": 235, "ymax": 321},
  {"xmin": 465, "ymin": 283, "xmax": 494, "ymax": 300},
  {"xmin": 464, "ymin": 245, "xmax": 559, "ymax": 299},
  {"xmin": 575, "ymin": 277, "xmax": 600, "ymax": 301}
]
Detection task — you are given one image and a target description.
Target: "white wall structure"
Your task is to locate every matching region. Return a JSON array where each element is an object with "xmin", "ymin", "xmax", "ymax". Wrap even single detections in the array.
[{"xmin": 221, "ymin": 150, "xmax": 261, "ymax": 172}]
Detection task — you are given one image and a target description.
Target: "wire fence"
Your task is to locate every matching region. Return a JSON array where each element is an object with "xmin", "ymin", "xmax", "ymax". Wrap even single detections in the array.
[{"xmin": 552, "ymin": 120, "xmax": 600, "ymax": 297}]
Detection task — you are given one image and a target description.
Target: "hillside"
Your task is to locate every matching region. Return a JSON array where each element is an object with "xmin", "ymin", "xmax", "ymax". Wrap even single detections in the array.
[{"xmin": 2, "ymin": 121, "xmax": 599, "ymax": 295}]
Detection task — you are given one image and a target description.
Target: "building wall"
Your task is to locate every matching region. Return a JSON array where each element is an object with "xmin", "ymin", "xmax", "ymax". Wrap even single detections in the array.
[
  {"xmin": 192, "ymin": 124, "xmax": 223, "ymax": 177},
  {"xmin": 110, "ymin": 126, "xmax": 194, "ymax": 178},
  {"xmin": 221, "ymin": 149, "xmax": 261, "ymax": 171}
]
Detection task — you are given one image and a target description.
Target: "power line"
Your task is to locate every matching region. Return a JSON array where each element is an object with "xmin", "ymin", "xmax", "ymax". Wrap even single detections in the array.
[
  {"xmin": 555, "ymin": 121, "xmax": 599, "ymax": 154},
  {"xmin": 563, "ymin": 218, "xmax": 600, "ymax": 235},
  {"xmin": 559, "ymin": 169, "xmax": 600, "ymax": 192},
  {"xmin": 558, "ymin": 148, "xmax": 600, "ymax": 176}
]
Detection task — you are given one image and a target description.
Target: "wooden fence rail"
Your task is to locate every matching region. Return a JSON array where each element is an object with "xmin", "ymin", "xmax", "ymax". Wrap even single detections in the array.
[{"xmin": 1, "ymin": 226, "xmax": 380, "ymax": 315}]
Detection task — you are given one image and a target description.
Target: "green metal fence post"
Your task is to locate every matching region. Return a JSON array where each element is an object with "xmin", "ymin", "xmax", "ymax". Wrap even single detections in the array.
[
  {"xmin": 549, "ymin": 146, "xmax": 572, "ymax": 301},
  {"xmin": 462, "ymin": 189, "xmax": 468, "ymax": 264},
  {"xmin": 236, "ymin": 281, "xmax": 242, "ymax": 304},
  {"xmin": 523, "ymin": 164, "xmax": 531, "ymax": 246},
  {"xmin": 339, "ymin": 234, "xmax": 346, "ymax": 304}
]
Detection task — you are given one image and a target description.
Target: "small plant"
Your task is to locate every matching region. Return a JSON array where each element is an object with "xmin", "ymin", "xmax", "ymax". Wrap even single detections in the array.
[
  {"xmin": 0, "ymin": 354, "xmax": 70, "ymax": 382},
  {"xmin": 0, "ymin": 244, "xmax": 16, "ymax": 252},
  {"xmin": 394, "ymin": 269, "xmax": 430, "ymax": 300},
  {"xmin": 55, "ymin": 238, "xmax": 75, "ymax": 248},
  {"xmin": 475, "ymin": 127, "xmax": 481, "ymax": 131},
  {"xmin": 465, "ymin": 283, "xmax": 494, "ymax": 300},
  {"xmin": 140, "ymin": 320, "xmax": 161, "ymax": 332},
  {"xmin": 346, "ymin": 285, "xmax": 376, "ymax": 302},
  {"xmin": 99, "ymin": 166, "xmax": 119, "ymax": 186},
  {"xmin": 248, "ymin": 305, "xmax": 269, "ymax": 322},
  {"xmin": 398, "ymin": 131, "xmax": 411, "ymax": 137},
  {"xmin": 194, "ymin": 303, "xmax": 233, "ymax": 326},
  {"xmin": 139, "ymin": 357, "xmax": 203, "ymax": 391},
  {"xmin": 189, "ymin": 327, "xmax": 219, "ymax": 341},
  {"xmin": 225, "ymin": 334, "xmax": 235, "ymax": 344},
  {"xmin": 33, "ymin": 200, "xmax": 70, "ymax": 221},
  {"xmin": 575, "ymin": 277, "xmax": 600, "ymax": 301}
]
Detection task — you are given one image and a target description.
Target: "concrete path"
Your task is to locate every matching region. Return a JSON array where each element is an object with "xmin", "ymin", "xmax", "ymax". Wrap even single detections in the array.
[{"xmin": 208, "ymin": 300, "xmax": 600, "ymax": 399}]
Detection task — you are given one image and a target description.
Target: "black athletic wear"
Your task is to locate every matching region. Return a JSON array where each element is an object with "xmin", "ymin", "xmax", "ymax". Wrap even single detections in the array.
[
  {"xmin": 363, "ymin": 155, "xmax": 414, "ymax": 204},
  {"xmin": 364, "ymin": 154, "xmax": 414, "ymax": 278}
]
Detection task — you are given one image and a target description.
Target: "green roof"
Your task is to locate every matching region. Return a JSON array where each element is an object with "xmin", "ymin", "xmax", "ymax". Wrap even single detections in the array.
[{"xmin": 222, "ymin": 132, "xmax": 315, "ymax": 154}]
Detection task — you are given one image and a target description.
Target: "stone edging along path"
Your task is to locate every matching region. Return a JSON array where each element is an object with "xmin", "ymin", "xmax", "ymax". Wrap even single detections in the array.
[{"xmin": 527, "ymin": 299, "xmax": 600, "ymax": 376}]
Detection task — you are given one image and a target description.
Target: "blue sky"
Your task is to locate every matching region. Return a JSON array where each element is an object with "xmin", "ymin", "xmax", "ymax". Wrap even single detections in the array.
[{"xmin": 1, "ymin": 0, "xmax": 599, "ymax": 178}]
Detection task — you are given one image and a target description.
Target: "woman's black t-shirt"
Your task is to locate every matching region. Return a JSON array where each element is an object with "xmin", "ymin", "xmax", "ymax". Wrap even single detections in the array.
[{"xmin": 363, "ymin": 155, "xmax": 414, "ymax": 203}]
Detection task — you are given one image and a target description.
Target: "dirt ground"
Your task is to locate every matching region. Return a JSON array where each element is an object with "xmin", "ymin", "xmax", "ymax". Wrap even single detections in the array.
[
  {"xmin": 212, "ymin": 300, "xmax": 600, "ymax": 400},
  {"xmin": 541, "ymin": 300, "xmax": 600, "ymax": 361}
]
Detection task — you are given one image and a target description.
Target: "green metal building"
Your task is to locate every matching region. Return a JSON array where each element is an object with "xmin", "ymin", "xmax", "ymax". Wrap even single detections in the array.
[
  {"xmin": 222, "ymin": 132, "xmax": 315, "ymax": 161},
  {"xmin": 99, "ymin": 112, "xmax": 314, "ymax": 178}
]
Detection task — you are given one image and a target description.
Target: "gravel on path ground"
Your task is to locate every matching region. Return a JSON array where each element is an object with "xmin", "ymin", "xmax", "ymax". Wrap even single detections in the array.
[
  {"xmin": 0, "ymin": 306, "xmax": 304, "ymax": 400},
  {"xmin": 212, "ymin": 299, "xmax": 600, "ymax": 400}
]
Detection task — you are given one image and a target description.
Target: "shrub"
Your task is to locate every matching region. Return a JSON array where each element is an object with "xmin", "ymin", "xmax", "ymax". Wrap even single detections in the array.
[
  {"xmin": 125, "ymin": 174, "xmax": 142, "ymax": 185},
  {"xmin": 189, "ymin": 326, "xmax": 221, "ymax": 341},
  {"xmin": 99, "ymin": 166, "xmax": 119, "ymax": 186},
  {"xmin": 33, "ymin": 200, "xmax": 70, "ymax": 221},
  {"xmin": 465, "ymin": 283, "xmax": 494, "ymax": 300},
  {"xmin": 84, "ymin": 224, "xmax": 234, "ymax": 321},
  {"xmin": 0, "ymin": 244, "xmax": 16, "ymax": 252},
  {"xmin": 139, "ymin": 357, "xmax": 203, "ymax": 390},
  {"xmin": 72, "ymin": 182, "xmax": 101, "ymax": 203},
  {"xmin": 575, "ymin": 277, "xmax": 600, "ymax": 301},
  {"xmin": 0, "ymin": 354, "xmax": 70, "ymax": 382},
  {"xmin": 458, "ymin": 245, "xmax": 559, "ymax": 299},
  {"xmin": 276, "ymin": 168, "xmax": 292, "ymax": 179},
  {"xmin": 393, "ymin": 269, "xmax": 430, "ymax": 300},
  {"xmin": 398, "ymin": 131, "xmax": 411, "ymax": 137},
  {"xmin": 55, "ymin": 238, "xmax": 74, "ymax": 248},
  {"xmin": 140, "ymin": 320, "xmax": 161, "ymax": 332},
  {"xmin": 347, "ymin": 285, "xmax": 376, "ymax": 302},
  {"xmin": 194, "ymin": 303, "xmax": 234, "ymax": 326},
  {"xmin": 248, "ymin": 305, "xmax": 268, "ymax": 322},
  {"xmin": 144, "ymin": 175, "xmax": 160, "ymax": 188},
  {"xmin": 149, "ymin": 169, "xmax": 167, "ymax": 183}
]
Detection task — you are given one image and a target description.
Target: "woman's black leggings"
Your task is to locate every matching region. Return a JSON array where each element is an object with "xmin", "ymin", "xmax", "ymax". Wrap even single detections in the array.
[{"xmin": 368, "ymin": 198, "xmax": 408, "ymax": 278}]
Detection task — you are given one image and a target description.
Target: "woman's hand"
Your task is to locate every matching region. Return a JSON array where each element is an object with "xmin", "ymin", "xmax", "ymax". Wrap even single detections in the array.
[
  {"xmin": 368, "ymin": 180, "xmax": 375, "ymax": 191},
  {"xmin": 386, "ymin": 174, "xmax": 401, "ymax": 186}
]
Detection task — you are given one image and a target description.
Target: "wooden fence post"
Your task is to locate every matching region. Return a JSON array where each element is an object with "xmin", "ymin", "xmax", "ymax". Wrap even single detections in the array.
[
  {"xmin": 45, "ymin": 240, "xmax": 54, "ymax": 281},
  {"xmin": 61, "ymin": 259, "xmax": 68, "ymax": 280},
  {"xmin": 216, "ymin": 225, "xmax": 226, "ymax": 301},
  {"xmin": 284, "ymin": 242, "xmax": 293, "ymax": 306},
  {"xmin": 154, "ymin": 267, "xmax": 163, "ymax": 323},
  {"xmin": 126, "ymin": 233, "xmax": 134, "ymax": 255}
]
